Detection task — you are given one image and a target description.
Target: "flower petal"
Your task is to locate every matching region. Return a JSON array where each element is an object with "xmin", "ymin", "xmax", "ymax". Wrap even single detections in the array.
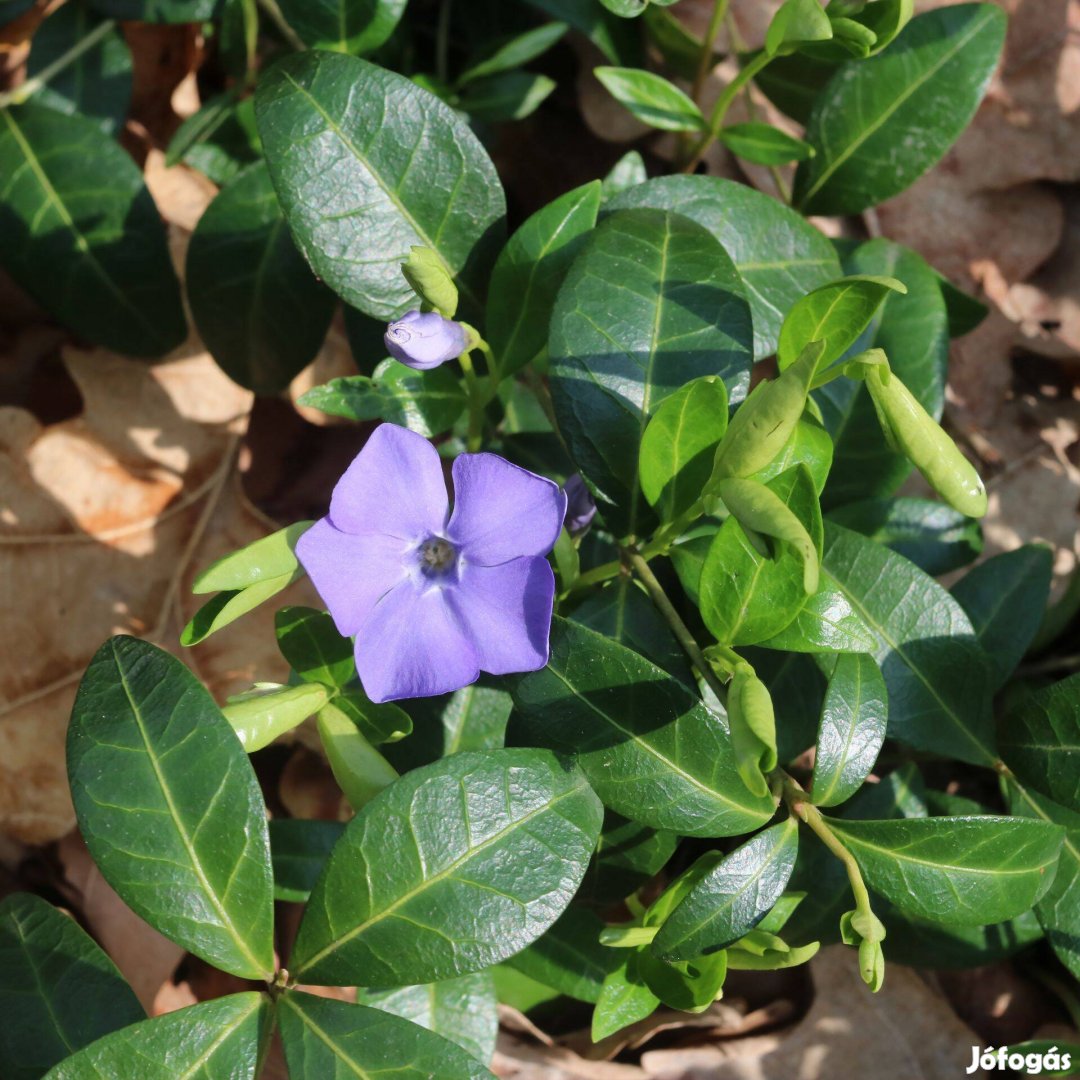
[
  {"xmin": 296, "ymin": 519, "xmax": 409, "ymax": 636},
  {"xmin": 329, "ymin": 423, "xmax": 449, "ymax": 540},
  {"xmin": 355, "ymin": 582, "xmax": 480, "ymax": 702},
  {"xmin": 447, "ymin": 557, "xmax": 555, "ymax": 675},
  {"xmin": 447, "ymin": 453, "xmax": 567, "ymax": 565}
]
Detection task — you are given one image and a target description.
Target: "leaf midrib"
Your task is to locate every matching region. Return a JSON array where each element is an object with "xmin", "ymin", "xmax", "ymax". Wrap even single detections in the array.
[{"xmin": 285, "ymin": 996, "xmax": 374, "ymax": 1079}]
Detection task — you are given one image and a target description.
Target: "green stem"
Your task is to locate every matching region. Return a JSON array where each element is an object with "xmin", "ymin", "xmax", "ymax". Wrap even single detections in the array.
[
  {"xmin": 623, "ymin": 546, "xmax": 729, "ymax": 706},
  {"xmin": 691, "ymin": 0, "xmax": 730, "ymax": 103},
  {"xmin": 0, "ymin": 18, "xmax": 117, "ymax": 108},
  {"xmin": 436, "ymin": 0, "xmax": 453, "ymax": 85},
  {"xmin": 458, "ymin": 350, "xmax": 484, "ymax": 452},
  {"xmin": 683, "ymin": 50, "xmax": 773, "ymax": 174},
  {"xmin": 256, "ymin": 0, "xmax": 305, "ymax": 51}
]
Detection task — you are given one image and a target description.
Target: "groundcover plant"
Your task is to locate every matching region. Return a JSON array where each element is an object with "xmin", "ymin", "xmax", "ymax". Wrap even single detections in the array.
[{"xmin": 1, "ymin": 0, "xmax": 1079, "ymax": 1076}]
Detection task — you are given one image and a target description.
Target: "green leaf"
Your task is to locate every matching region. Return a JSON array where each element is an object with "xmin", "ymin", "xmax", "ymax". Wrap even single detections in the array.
[
  {"xmin": 746, "ymin": 648, "xmax": 826, "ymax": 763},
  {"xmin": 750, "ymin": 415, "xmax": 833, "ymax": 497},
  {"xmin": 524, "ymin": 0, "xmax": 643, "ymax": 65},
  {"xmin": 642, "ymin": 6, "xmax": 711, "ymax": 80},
  {"xmin": 270, "ymin": 818, "xmax": 346, "ymax": 902},
  {"xmin": 828, "ymin": 496, "xmax": 982, "ymax": 576},
  {"xmin": 652, "ymin": 818, "xmax": 799, "ymax": 962},
  {"xmin": 42, "ymin": 993, "xmax": 270, "ymax": 1080},
  {"xmin": 594, "ymin": 67, "xmax": 706, "ymax": 132},
  {"xmin": 318, "ymin": 705, "xmax": 399, "ymax": 809},
  {"xmin": 0, "ymin": 893, "xmax": 144, "ymax": 1080},
  {"xmin": 601, "ymin": 149, "xmax": 647, "ymax": 200},
  {"xmin": 829, "ymin": 814, "xmax": 1064, "ymax": 925},
  {"xmin": 753, "ymin": 47, "xmax": 841, "ymax": 125},
  {"xmin": 766, "ymin": 0, "xmax": 833, "ymax": 55},
  {"xmin": 549, "ymin": 207, "xmax": 752, "ymax": 537},
  {"xmin": 359, "ymin": 972, "xmax": 498, "ymax": 1066},
  {"xmin": 938, "ymin": 272, "xmax": 988, "ymax": 338},
  {"xmin": 290, "ymin": 748, "xmax": 602, "ymax": 985},
  {"xmin": 952, "ymin": 545, "xmax": 1053, "ymax": 689},
  {"xmin": 487, "ymin": 180, "xmax": 601, "ymax": 378},
  {"xmin": 699, "ymin": 466, "xmax": 820, "ymax": 646},
  {"xmin": 592, "ymin": 957, "xmax": 659, "ymax": 1041},
  {"xmin": 187, "ymin": 162, "xmax": 335, "ymax": 394},
  {"xmin": 1001, "ymin": 672, "xmax": 1080, "ymax": 813},
  {"xmin": 255, "ymin": 51, "xmax": 505, "ymax": 321},
  {"xmin": 820, "ymin": 522, "xmax": 996, "ymax": 766},
  {"xmin": 298, "ymin": 360, "xmax": 468, "ymax": 438},
  {"xmin": 639, "ymin": 375, "xmax": 728, "ymax": 522},
  {"xmin": 636, "ymin": 947, "xmax": 727, "ymax": 1012},
  {"xmin": 777, "ymin": 274, "xmax": 905, "ymax": 377},
  {"xmin": 182, "ymin": 571, "xmax": 304, "ymax": 646},
  {"xmin": 817, "ymin": 240, "xmax": 950, "ymax": 506},
  {"xmin": 25, "ymin": 1, "xmax": 131, "ymax": 134},
  {"xmin": 1009, "ymin": 781, "xmax": 1080, "ymax": 980},
  {"xmin": 0, "ymin": 104, "xmax": 185, "ymax": 357},
  {"xmin": 811, "ymin": 653, "xmax": 887, "ymax": 807},
  {"xmin": 68, "ymin": 637, "xmax": 274, "ymax": 979},
  {"xmin": 508, "ymin": 907, "xmax": 619, "ymax": 1003},
  {"xmin": 578, "ymin": 811, "xmax": 679, "ymax": 907},
  {"xmin": 166, "ymin": 92, "xmax": 261, "ymax": 185},
  {"xmin": 280, "ymin": 992, "xmax": 495, "ymax": 1078},
  {"xmin": 599, "ymin": 0, "xmax": 645, "ymax": 15},
  {"xmin": 195, "ymin": 521, "xmax": 311, "ymax": 593},
  {"xmin": 507, "ymin": 618, "xmax": 776, "ymax": 837},
  {"xmin": 275, "ymin": 0, "xmax": 406, "ymax": 54},
  {"xmin": 275, "ymin": 605, "xmax": 355, "ymax": 687},
  {"xmin": 794, "ymin": 4, "xmax": 1007, "ymax": 214},
  {"xmin": 459, "ymin": 22, "xmax": 568, "ymax": 84},
  {"xmin": 718, "ymin": 122, "xmax": 815, "ymax": 165},
  {"xmin": 458, "ymin": 72, "xmax": 556, "ymax": 122},
  {"xmin": 608, "ymin": 175, "xmax": 841, "ymax": 358},
  {"xmin": 224, "ymin": 682, "xmax": 329, "ymax": 752}
]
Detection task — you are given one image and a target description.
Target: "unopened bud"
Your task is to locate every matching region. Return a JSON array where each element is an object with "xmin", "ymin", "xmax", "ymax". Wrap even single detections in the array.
[{"xmin": 384, "ymin": 310, "xmax": 467, "ymax": 370}]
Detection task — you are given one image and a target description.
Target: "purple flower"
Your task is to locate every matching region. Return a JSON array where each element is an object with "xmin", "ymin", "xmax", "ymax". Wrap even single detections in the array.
[
  {"xmin": 384, "ymin": 309, "xmax": 467, "ymax": 370},
  {"xmin": 563, "ymin": 473, "xmax": 597, "ymax": 535},
  {"xmin": 296, "ymin": 424, "xmax": 567, "ymax": 702}
]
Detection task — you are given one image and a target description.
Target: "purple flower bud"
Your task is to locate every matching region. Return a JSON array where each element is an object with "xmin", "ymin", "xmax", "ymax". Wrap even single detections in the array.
[
  {"xmin": 563, "ymin": 473, "xmax": 597, "ymax": 535},
  {"xmin": 384, "ymin": 309, "xmax": 467, "ymax": 370}
]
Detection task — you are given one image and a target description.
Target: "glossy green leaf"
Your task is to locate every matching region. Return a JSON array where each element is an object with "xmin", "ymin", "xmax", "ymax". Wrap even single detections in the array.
[
  {"xmin": 817, "ymin": 240, "xmax": 950, "ymax": 505},
  {"xmin": 279, "ymin": 992, "xmax": 494, "ymax": 1078},
  {"xmin": 829, "ymin": 814, "xmax": 1063, "ymax": 925},
  {"xmin": 42, "ymin": 993, "xmax": 269, "ymax": 1080},
  {"xmin": 508, "ymin": 907, "xmax": 619, "ymax": 1003},
  {"xmin": 700, "ymin": 466, "xmax": 820, "ymax": 646},
  {"xmin": 507, "ymin": 618, "xmax": 776, "ymax": 837},
  {"xmin": 486, "ymin": 180, "xmax": 601, "ymax": 378},
  {"xmin": 459, "ymin": 72, "xmax": 556, "ymax": 122},
  {"xmin": 290, "ymin": 748, "xmax": 602, "ymax": 985},
  {"xmin": 525, "ymin": 0, "xmax": 642, "ymax": 65},
  {"xmin": 194, "ymin": 521, "xmax": 311, "ymax": 592},
  {"xmin": 1001, "ymin": 672, "xmax": 1080, "ymax": 813},
  {"xmin": 269, "ymin": 818, "xmax": 346, "ymax": 903},
  {"xmin": 753, "ymin": 48, "xmax": 840, "ymax": 125},
  {"xmin": 718, "ymin": 122, "xmax": 814, "ymax": 165},
  {"xmin": 766, "ymin": 0, "xmax": 833, "ymax": 55},
  {"xmin": 224, "ymin": 683, "xmax": 329, "ymax": 752},
  {"xmin": 652, "ymin": 818, "xmax": 799, "ymax": 962},
  {"xmin": 829, "ymin": 496, "xmax": 982, "ymax": 576},
  {"xmin": 639, "ymin": 375, "xmax": 728, "ymax": 522},
  {"xmin": 0, "ymin": 893, "xmax": 144, "ymax": 1080},
  {"xmin": 25, "ymin": 1, "xmax": 131, "ymax": 134},
  {"xmin": 459, "ymin": 22, "xmax": 568, "ymax": 84},
  {"xmin": 183, "ymin": 572, "xmax": 304, "ymax": 645},
  {"xmin": 746, "ymin": 648, "xmax": 826, "ymax": 763},
  {"xmin": 276, "ymin": 0, "xmax": 406, "ymax": 54},
  {"xmin": 68, "ymin": 637, "xmax": 274, "ymax": 979},
  {"xmin": 359, "ymin": 972, "xmax": 498, "ymax": 1066},
  {"xmin": 1009, "ymin": 780, "xmax": 1080, "ymax": 980},
  {"xmin": 794, "ymin": 4, "xmax": 1007, "ymax": 214},
  {"xmin": 820, "ymin": 522, "xmax": 996, "ymax": 766},
  {"xmin": 275, "ymin": 605, "xmax": 355, "ymax": 687},
  {"xmin": 318, "ymin": 706, "xmax": 399, "ymax": 809},
  {"xmin": 592, "ymin": 956, "xmax": 659, "ymax": 1041},
  {"xmin": 601, "ymin": 149, "xmax": 647, "ymax": 200},
  {"xmin": 579, "ymin": 811, "xmax": 679, "ymax": 907},
  {"xmin": 952, "ymin": 545, "xmax": 1053, "ymax": 689},
  {"xmin": 636, "ymin": 947, "xmax": 727, "ymax": 1012},
  {"xmin": 777, "ymin": 274, "xmax": 904, "ymax": 377},
  {"xmin": 550, "ymin": 207, "xmax": 752, "ymax": 536},
  {"xmin": 749, "ymin": 415, "xmax": 833, "ymax": 497},
  {"xmin": 811, "ymin": 653, "xmax": 887, "ymax": 807},
  {"xmin": 0, "ymin": 104, "xmax": 185, "ymax": 357},
  {"xmin": 255, "ymin": 51, "xmax": 505, "ymax": 321},
  {"xmin": 594, "ymin": 67, "xmax": 706, "ymax": 132},
  {"xmin": 298, "ymin": 360, "xmax": 468, "ymax": 438},
  {"xmin": 608, "ymin": 175, "xmax": 841, "ymax": 358},
  {"xmin": 938, "ymin": 272, "xmax": 988, "ymax": 338},
  {"xmin": 187, "ymin": 162, "xmax": 335, "ymax": 394},
  {"xmin": 166, "ymin": 93, "xmax": 261, "ymax": 185}
]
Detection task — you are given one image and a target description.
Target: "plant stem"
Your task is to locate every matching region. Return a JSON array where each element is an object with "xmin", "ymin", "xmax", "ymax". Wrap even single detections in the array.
[
  {"xmin": 691, "ymin": 0, "xmax": 730, "ymax": 103},
  {"xmin": 0, "ymin": 18, "xmax": 117, "ymax": 108},
  {"xmin": 436, "ymin": 0, "xmax": 454, "ymax": 85},
  {"xmin": 683, "ymin": 49, "xmax": 772, "ymax": 174},
  {"xmin": 458, "ymin": 350, "xmax": 484, "ymax": 451},
  {"xmin": 257, "ymin": 0, "xmax": 306, "ymax": 51},
  {"xmin": 623, "ymin": 546, "xmax": 729, "ymax": 706}
]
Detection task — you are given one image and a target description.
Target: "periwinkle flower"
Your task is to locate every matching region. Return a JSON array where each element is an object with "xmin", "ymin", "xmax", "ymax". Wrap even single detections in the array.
[
  {"xmin": 384, "ymin": 309, "xmax": 467, "ymax": 370},
  {"xmin": 563, "ymin": 473, "xmax": 597, "ymax": 535},
  {"xmin": 296, "ymin": 424, "xmax": 566, "ymax": 702}
]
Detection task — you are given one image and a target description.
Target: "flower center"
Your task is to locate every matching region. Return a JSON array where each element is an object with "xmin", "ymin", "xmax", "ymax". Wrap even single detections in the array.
[{"xmin": 417, "ymin": 536, "xmax": 458, "ymax": 576}]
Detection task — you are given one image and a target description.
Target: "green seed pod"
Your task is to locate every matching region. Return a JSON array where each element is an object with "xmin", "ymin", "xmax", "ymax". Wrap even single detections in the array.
[
  {"xmin": 715, "ymin": 477, "xmax": 820, "ymax": 594},
  {"xmin": 858, "ymin": 936, "xmax": 885, "ymax": 991},
  {"xmin": 401, "ymin": 245, "xmax": 459, "ymax": 317},
  {"xmin": 222, "ymin": 682, "xmax": 329, "ymax": 753},
  {"xmin": 864, "ymin": 363, "xmax": 987, "ymax": 518},
  {"xmin": 713, "ymin": 340, "xmax": 825, "ymax": 481},
  {"xmin": 318, "ymin": 704, "xmax": 399, "ymax": 810},
  {"xmin": 728, "ymin": 663, "xmax": 778, "ymax": 798}
]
